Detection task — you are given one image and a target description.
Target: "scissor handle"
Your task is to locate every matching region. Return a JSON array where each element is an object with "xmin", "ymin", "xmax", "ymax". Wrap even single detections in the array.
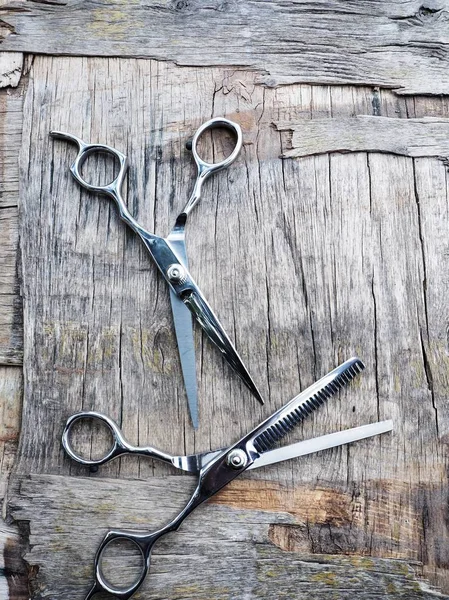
[
  {"xmin": 191, "ymin": 117, "xmax": 242, "ymax": 175},
  {"xmin": 182, "ymin": 117, "xmax": 243, "ymax": 216},
  {"xmin": 62, "ymin": 411, "xmax": 131, "ymax": 468},
  {"xmin": 85, "ymin": 529, "xmax": 153, "ymax": 600},
  {"xmin": 84, "ymin": 479, "xmax": 207, "ymax": 600},
  {"xmin": 50, "ymin": 131, "xmax": 128, "ymax": 198}
]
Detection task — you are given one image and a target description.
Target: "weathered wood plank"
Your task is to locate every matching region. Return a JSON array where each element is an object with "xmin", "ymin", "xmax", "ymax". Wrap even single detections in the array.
[
  {"xmin": 0, "ymin": 367, "xmax": 21, "ymax": 506},
  {"xmin": 0, "ymin": 51, "xmax": 24, "ymax": 365},
  {"xmin": 0, "ymin": 53, "xmax": 24, "ymax": 208},
  {"xmin": 0, "ymin": 53, "xmax": 22, "ymax": 89},
  {"xmin": 11, "ymin": 55, "xmax": 449, "ymax": 597},
  {"xmin": 0, "ymin": 51, "xmax": 25, "ymax": 600},
  {"xmin": 276, "ymin": 116, "xmax": 449, "ymax": 159},
  {"xmin": 0, "ymin": 519, "xmax": 28, "ymax": 600},
  {"xmin": 10, "ymin": 473, "xmax": 447, "ymax": 600},
  {"xmin": 1, "ymin": 1, "xmax": 449, "ymax": 94},
  {"xmin": 0, "ymin": 207, "xmax": 22, "ymax": 365},
  {"xmin": 0, "ymin": 367, "xmax": 26, "ymax": 600}
]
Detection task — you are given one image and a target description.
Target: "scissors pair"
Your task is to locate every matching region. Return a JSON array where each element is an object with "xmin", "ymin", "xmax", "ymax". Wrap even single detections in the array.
[
  {"xmin": 62, "ymin": 357, "xmax": 393, "ymax": 599},
  {"xmin": 51, "ymin": 118, "xmax": 262, "ymax": 429}
]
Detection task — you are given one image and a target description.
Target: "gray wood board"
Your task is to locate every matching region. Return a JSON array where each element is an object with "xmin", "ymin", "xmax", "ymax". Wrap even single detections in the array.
[
  {"xmin": 0, "ymin": 53, "xmax": 22, "ymax": 89},
  {"xmin": 10, "ymin": 473, "xmax": 448, "ymax": 600},
  {"xmin": 0, "ymin": 366, "xmax": 25, "ymax": 600},
  {"xmin": 0, "ymin": 61, "xmax": 23, "ymax": 208},
  {"xmin": 11, "ymin": 55, "xmax": 449, "ymax": 595},
  {"xmin": 0, "ymin": 51, "xmax": 24, "ymax": 365},
  {"xmin": 0, "ymin": 207, "xmax": 22, "ymax": 365},
  {"xmin": 1, "ymin": 1, "xmax": 449, "ymax": 94},
  {"xmin": 0, "ymin": 51, "xmax": 27, "ymax": 600},
  {"xmin": 276, "ymin": 116, "xmax": 449, "ymax": 160}
]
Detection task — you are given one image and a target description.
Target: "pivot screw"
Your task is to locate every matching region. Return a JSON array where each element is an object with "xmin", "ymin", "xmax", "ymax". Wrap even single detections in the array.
[
  {"xmin": 167, "ymin": 264, "xmax": 187, "ymax": 284},
  {"xmin": 226, "ymin": 449, "xmax": 248, "ymax": 470}
]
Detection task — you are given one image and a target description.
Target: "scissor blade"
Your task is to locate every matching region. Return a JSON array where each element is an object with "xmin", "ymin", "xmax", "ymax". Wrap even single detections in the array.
[
  {"xmin": 141, "ymin": 234, "xmax": 263, "ymax": 405},
  {"xmin": 166, "ymin": 230, "xmax": 199, "ymax": 429},
  {"xmin": 249, "ymin": 357, "xmax": 365, "ymax": 454},
  {"xmin": 170, "ymin": 290, "xmax": 199, "ymax": 429},
  {"xmin": 182, "ymin": 289, "xmax": 264, "ymax": 404},
  {"xmin": 248, "ymin": 420, "xmax": 393, "ymax": 470}
]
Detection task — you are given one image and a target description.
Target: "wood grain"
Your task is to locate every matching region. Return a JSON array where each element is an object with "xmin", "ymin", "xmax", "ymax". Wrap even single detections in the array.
[
  {"xmin": 0, "ymin": 54, "xmax": 24, "ymax": 209},
  {"xmin": 276, "ymin": 116, "xmax": 449, "ymax": 159},
  {"xmin": 10, "ymin": 54, "xmax": 449, "ymax": 598},
  {"xmin": 0, "ymin": 207, "xmax": 22, "ymax": 365},
  {"xmin": 0, "ymin": 368, "xmax": 26, "ymax": 600},
  {"xmin": 10, "ymin": 473, "xmax": 447, "ymax": 600},
  {"xmin": 1, "ymin": 1, "xmax": 449, "ymax": 94},
  {"xmin": 0, "ymin": 53, "xmax": 22, "ymax": 89},
  {"xmin": 0, "ymin": 51, "xmax": 26, "ymax": 600},
  {"xmin": 0, "ymin": 51, "xmax": 24, "ymax": 365}
]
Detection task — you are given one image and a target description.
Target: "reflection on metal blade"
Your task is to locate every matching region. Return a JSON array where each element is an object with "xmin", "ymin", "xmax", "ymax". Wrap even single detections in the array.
[
  {"xmin": 182, "ymin": 289, "xmax": 264, "ymax": 404},
  {"xmin": 248, "ymin": 420, "xmax": 393, "ymax": 470},
  {"xmin": 170, "ymin": 289, "xmax": 199, "ymax": 429},
  {"xmin": 167, "ymin": 231, "xmax": 199, "ymax": 429}
]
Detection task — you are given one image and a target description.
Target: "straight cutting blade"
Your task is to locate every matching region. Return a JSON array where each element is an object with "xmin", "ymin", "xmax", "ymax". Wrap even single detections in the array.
[
  {"xmin": 182, "ymin": 289, "xmax": 264, "ymax": 404},
  {"xmin": 170, "ymin": 290, "xmax": 199, "ymax": 429},
  {"xmin": 167, "ymin": 235, "xmax": 199, "ymax": 429},
  {"xmin": 142, "ymin": 232, "xmax": 264, "ymax": 407},
  {"xmin": 248, "ymin": 420, "xmax": 393, "ymax": 470}
]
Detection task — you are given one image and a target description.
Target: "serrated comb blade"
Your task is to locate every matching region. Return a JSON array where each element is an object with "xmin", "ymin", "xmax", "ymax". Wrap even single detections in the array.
[{"xmin": 252, "ymin": 357, "xmax": 365, "ymax": 454}]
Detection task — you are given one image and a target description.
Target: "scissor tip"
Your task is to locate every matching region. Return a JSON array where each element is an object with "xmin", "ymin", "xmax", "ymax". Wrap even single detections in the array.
[
  {"xmin": 253, "ymin": 389, "xmax": 264, "ymax": 405},
  {"xmin": 189, "ymin": 412, "xmax": 199, "ymax": 430}
]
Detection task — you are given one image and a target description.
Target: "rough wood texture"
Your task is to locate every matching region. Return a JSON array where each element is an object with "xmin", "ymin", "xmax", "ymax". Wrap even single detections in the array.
[
  {"xmin": 0, "ymin": 207, "xmax": 22, "ymax": 365},
  {"xmin": 10, "ymin": 473, "xmax": 447, "ymax": 600},
  {"xmin": 276, "ymin": 116, "xmax": 449, "ymax": 159},
  {"xmin": 10, "ymin": 54, "xmax": 449, "ymax": 598},
  {"xmin": 0, "ymin": 51, "xmax": 24, "ymax": 365},
  {"xmin": 2, "ymin": 1, "xmax": 449, "ymax": 94},
  {"xmin": 0, "ymin": 367, "xmax": 21, "ymax": 507},
  {"xmin": 0, "ymin": 51, "xmax": 26, "ymax": 600},
  {"xmin": 0, "ymin": 53, "xmax": 22, "ymax": 89},
  {"xmin": 0, "ymin": 53, "xmax": 24, "ymax": 208},
  {"xmin": 0, "ymin": 369, "xmax": 26, "ymax": 600}
]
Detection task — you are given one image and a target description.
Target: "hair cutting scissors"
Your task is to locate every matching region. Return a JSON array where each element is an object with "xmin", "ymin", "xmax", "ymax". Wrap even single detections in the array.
[
  {"xmin": 51, "ymin": 119, "xmax": 262, "ymax": 429},
  {"xmin": 62, "ymin": 357, "xmax": 393, "ymax": 600}
]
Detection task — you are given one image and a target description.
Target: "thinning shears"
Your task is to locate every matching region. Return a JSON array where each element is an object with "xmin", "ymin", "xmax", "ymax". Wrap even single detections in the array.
[
  {"xmin": 51, "ymin": 119, "xmax": 262, "ymax": 429},
  {"xmin": 62, "ymin": 357, "xmax": 393, "ymax": 599}
]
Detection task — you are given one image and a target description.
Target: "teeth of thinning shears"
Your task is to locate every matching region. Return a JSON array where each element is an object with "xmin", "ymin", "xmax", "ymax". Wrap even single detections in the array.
[{"xmin": 248, "ymin": 357, "xmax": 365, "ymax": 455}]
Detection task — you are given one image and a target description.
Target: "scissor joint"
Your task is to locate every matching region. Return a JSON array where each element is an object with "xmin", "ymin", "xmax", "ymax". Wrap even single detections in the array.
[
  {"xmin": 226, "ymin": 449, "xmax": 248, "ymax": 470},
  {"xmin": 167, "ymin": 263, "xmax": 188, "ymax": 285}
]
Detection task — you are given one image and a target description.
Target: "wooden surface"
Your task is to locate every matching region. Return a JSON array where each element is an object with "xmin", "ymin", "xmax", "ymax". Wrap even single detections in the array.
[
  {"xmin": 1, "ymin": 1, "xmax": 449, "ymax": 94},
  {"xmin": 276, "ymin": 116, "xmax": 449, "ymax": 159},
  {"xmin": 10, "ymin": 473, "xmax": 448, "ymax": 600},
  {"xmin": 0, "ymin": 51, "xmax": 26, "ymax": 600},
  {"xmin": 3, "ymin": 52, "xmax": 448, "ymax": 599},
  {"xmin": 0, "ymin": 4, "xmax": 449, "ymax": 599}
]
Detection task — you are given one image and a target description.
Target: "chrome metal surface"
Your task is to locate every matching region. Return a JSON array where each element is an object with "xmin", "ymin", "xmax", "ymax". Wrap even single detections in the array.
[
  {"xmin": 51, "ymin": 118, "xmax": 263, "ymax": 429},
  {"xmin": 165, "ymin": 222, "xmax": 199, "ymax": 429},
  {"xmin": 62, "ymin": 412, "xmax": 219, "ymax": 473},
  {"xmin": 72, "ymin": 357, "xmax": 393, "ymax": 600},
  {"xmin": 247, "ymin": 419, "xmax": 394, "ymax": 469},
  {"xmin": 167, "ymin": 263, "xmax": 187, "ymax": 284},
  {"xmin": 226, "ymin": 448, "xmax": 248, "ymax": 469}
]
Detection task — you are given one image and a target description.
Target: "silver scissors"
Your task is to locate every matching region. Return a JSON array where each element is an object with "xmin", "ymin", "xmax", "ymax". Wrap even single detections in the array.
[
  {"xmin": 51, "ymin": 119, "xmax": 262, "ymax": 429},
  {"xmin": 62, "ymin": 357, "xmax": 393, "ymax": 600}
]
